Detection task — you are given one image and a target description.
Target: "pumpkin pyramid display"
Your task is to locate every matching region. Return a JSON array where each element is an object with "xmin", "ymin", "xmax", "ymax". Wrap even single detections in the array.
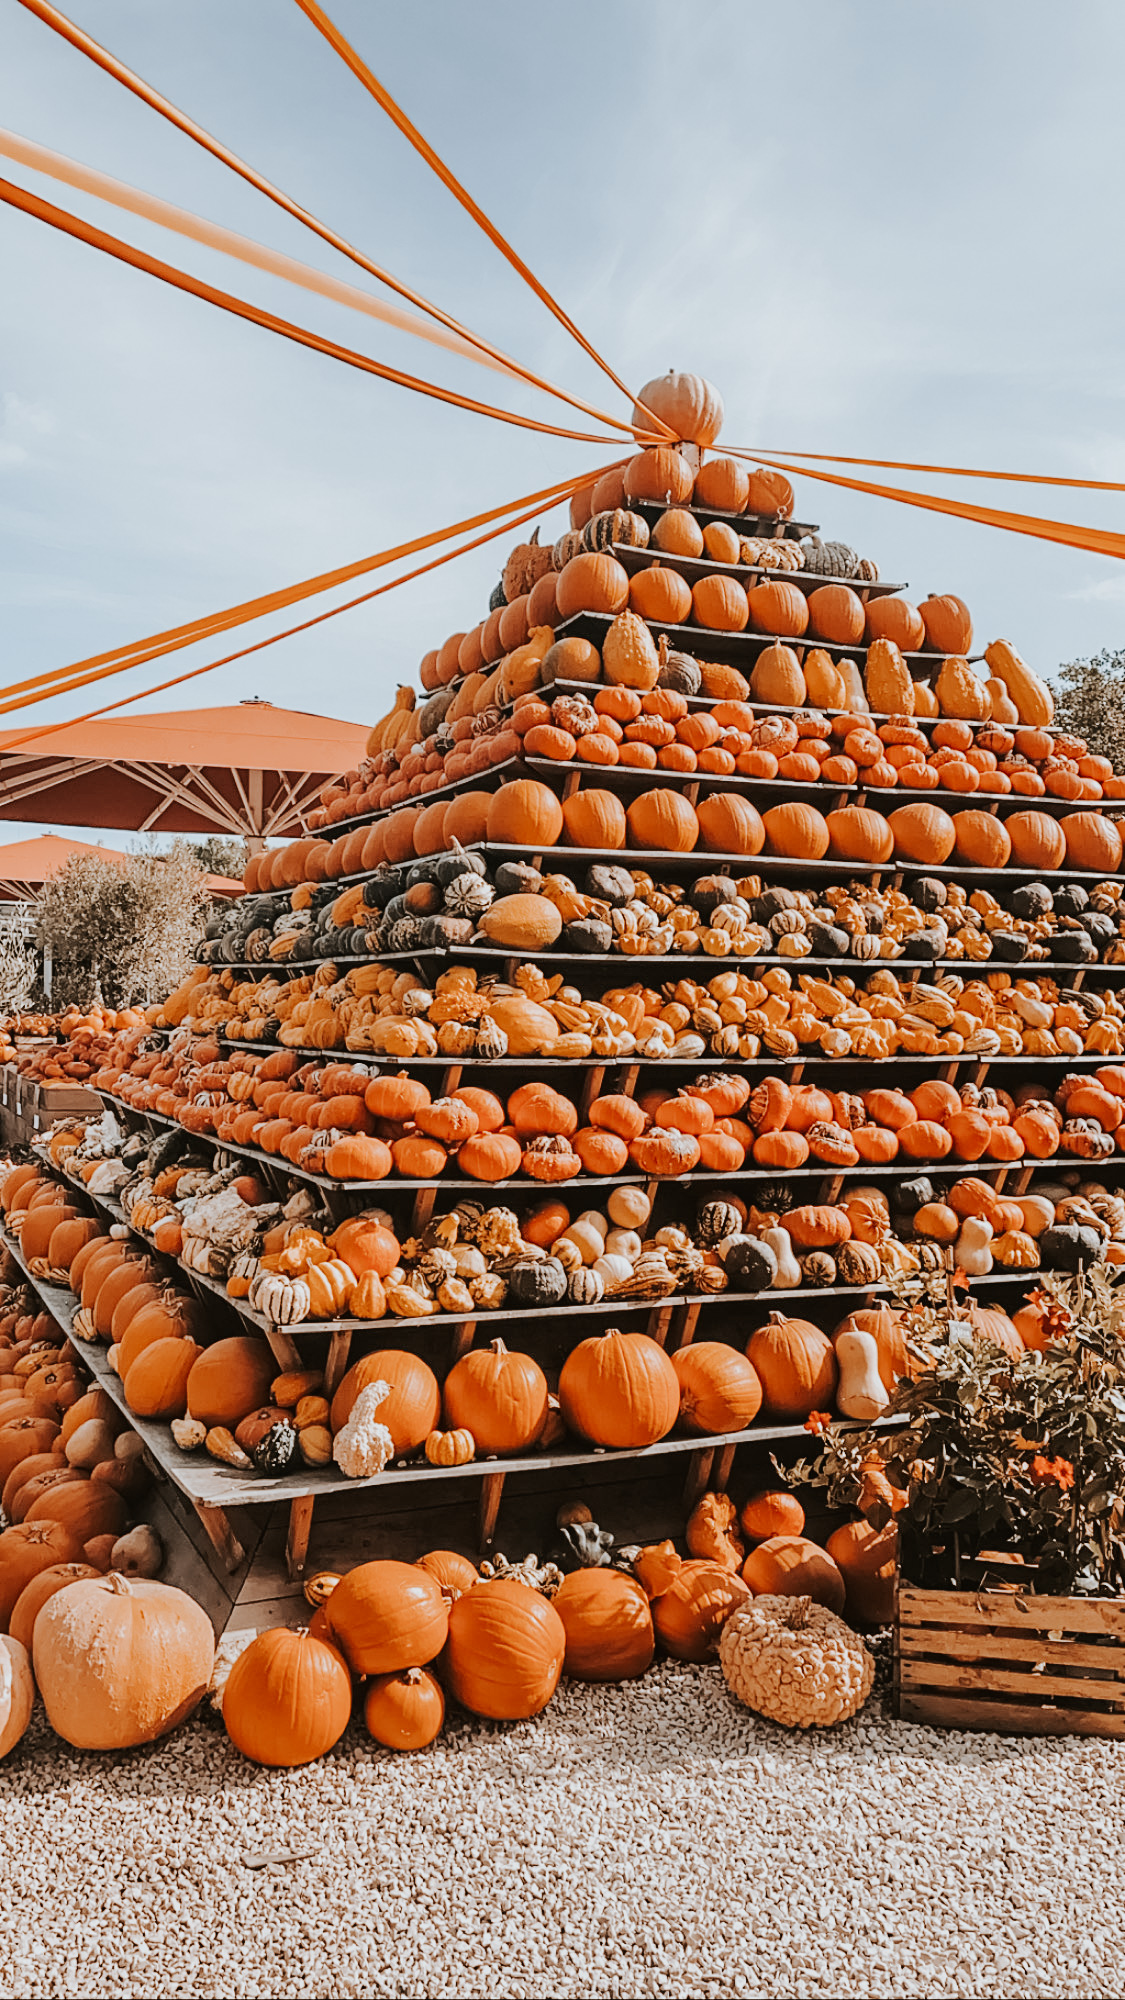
[{"xmin": 22, "ymin": 364, "xmax": 1125, "ymax": 1513}]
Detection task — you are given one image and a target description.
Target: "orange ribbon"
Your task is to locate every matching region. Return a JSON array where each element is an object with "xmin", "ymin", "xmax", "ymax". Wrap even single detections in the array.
[
  {"xmin": 730, "ymin": 444, "xmax": 1125, "ymax": 494},
  {"xmin": 16, "ymin": 0, "xmax": 658, "ymax": 441},
  {"xmin": 725, "ymin": 449, "xmax": 1125, "ymax": 562},
  {"xmin": 292, "ymin": 0, "xmax": 668, "ymax": 441},
  {"xmin": 0, "ymin": 461, "xmax": 610, "ymax": 712},
  {"xmin": 2, "ymin": 480, "xmax": 588, "ymax": 752}
]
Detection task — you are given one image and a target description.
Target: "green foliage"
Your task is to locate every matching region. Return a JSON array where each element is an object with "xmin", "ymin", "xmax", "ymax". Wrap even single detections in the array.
[
  {"xmin": 1054, "ymin": 647, "xmax": 1125, "ymax": 769},
  {"xmin": 787, "ymin": 1272, "xmax": 1125, "ymax": 1595},
  {"xmin": 34, "ymin": 843, "xmax": 209, "ymax": 1010},
  {"xmin": 187, "ymin": 836, "xmax": 250, "ymax": 882}
]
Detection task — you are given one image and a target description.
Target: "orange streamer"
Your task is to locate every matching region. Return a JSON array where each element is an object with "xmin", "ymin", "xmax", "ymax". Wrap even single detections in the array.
[
  {"xmin": 291, "ymin": 0, "xmax": 668, "ymax": 439},
  {"xmin": 726, "ymin": 449, "xmax": 1125, "ymax": 562},
  {"xmin": 16, "ymin": 0, "xmax": 657, "ymax": 440},
  {"xmin": 0, "ymin": 480, "xmax": 585, "ymax": 752},
  {"xmin": 0, "ymin": 454, "xmax": 610, "ymax": 709},
  {"xmin": 0, "ymin": 127, "xmax": 516, "ymax": 377},
  {"xmin": 0, "ymin": 177, "xmax": 631, "ymax": 452},
  {"xmin": 731, "ymin": 443, "xmax": 1125, "ymax": 495}
]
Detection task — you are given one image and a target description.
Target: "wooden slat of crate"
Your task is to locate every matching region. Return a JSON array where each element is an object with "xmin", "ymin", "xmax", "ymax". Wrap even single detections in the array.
[{"xmin": 896, "ymin": 1584, "xmax": 1125, "ymax": 1737}]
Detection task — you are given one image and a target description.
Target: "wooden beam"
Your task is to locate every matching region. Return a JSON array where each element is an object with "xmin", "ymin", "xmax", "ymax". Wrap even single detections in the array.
[
  {"xmin": 324, "ymin": 1328, "xmax": 353, "ymax": 1398},
  {"xmin": 262, "ymin": 1325, "xmax": 303, "ymax": 1372},
  {"xmin": 478, "ymin": 1471, "xmax": 505, "ymax": 1550},
  {"xmin": 192, "ymin": 1501, "xmax": 245, "ymax": 1573},
  {"xmin": 286, "ymin": 1496, "xmax": 315, "ymax": 1581},
  {"xmin": 669, "ymin": 1301, "xmax": 701, "ymax": 1352},
  {"xmin": 682, "ymin": 1447, "xmax": 714, "ymax": 1512},
  {"xmin": 714, "ymin": 1443, "xmax": 738, "ymax": 1492},
  {"xmin": 448, "ymin": 1318, "xmax": 478, "ymax": 1365}
]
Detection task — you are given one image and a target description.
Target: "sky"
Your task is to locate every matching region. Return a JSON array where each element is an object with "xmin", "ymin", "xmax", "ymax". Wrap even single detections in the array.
[{"xmin": 3, "ymin": 0, "xmax": 1125, "ymax": 843}]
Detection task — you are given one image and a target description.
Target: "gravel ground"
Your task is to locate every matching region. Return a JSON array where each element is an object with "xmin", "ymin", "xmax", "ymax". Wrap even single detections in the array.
[{"xmin": 0, "ymin": 1664, "xmax": 1121, "ymax": 2000}]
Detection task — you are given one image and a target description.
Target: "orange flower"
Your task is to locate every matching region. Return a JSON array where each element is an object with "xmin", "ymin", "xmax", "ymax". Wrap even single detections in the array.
[
  {"xmin": 1029, "ymin": 1454, "xmax": 1075, "ymax": 1491},
  {"xmin": 804, "ymin": 1410, "xmax": 834, "ymax": 1436}
]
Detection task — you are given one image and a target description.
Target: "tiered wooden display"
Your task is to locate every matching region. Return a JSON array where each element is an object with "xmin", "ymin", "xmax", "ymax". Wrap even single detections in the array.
[{"xmin": 7, "ymin": 486, "xmax": 1120, "ymax": 1634}]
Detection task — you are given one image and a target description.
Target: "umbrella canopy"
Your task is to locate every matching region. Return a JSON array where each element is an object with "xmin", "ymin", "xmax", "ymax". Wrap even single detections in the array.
[
  {"xmin": 0, "ymin": 700, "xmax": 368, "ymax": 840},
  {"xmin": 0, "ymin": 832, "xmax": 242, "ymax": 900}
]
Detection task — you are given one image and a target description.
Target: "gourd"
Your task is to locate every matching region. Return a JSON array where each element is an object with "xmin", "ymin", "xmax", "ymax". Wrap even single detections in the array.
[
  {"xmin": 720, "ymin": 1594, "xmax": 874, "ymax": 1728},
  {"xmin": 956, "ymin": 1215, "xmax": 994, "ymax": 1276},
  {"xmin": 864, "ymin": 638, "xmax": 914, "ymax": 715},
  {"xmin": 935, "ymin": 656, "xmax": 988, "ymax": 720},
  {"xmin": 760, "ymin": 1226, "xmax": 800, "ymax": 1290},
  {"xmin": 804, "ymin": 649, "xmax": 848, "ymax": 709},
  {"xmin": 833, "ymin": 1330, "xmax": 890, "ymax": 1420},
  {"xmin": 984, "ymin": 638, "xmax": 1054, "ymax": 726}
]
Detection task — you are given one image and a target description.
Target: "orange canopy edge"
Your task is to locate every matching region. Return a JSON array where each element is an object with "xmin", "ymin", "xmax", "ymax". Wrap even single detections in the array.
[
  {"xmin": 0, "ymin": 700, "xmax": 368, "ymax": 838},
  {"xmin": 0, "ymin": 832, "xmax": 242, "ymax": 899}
]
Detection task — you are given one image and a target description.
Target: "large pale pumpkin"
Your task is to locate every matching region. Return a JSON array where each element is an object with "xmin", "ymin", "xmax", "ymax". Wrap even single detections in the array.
[
  {"xmin": 631, "ymin": 372, "xmax": 724, "ymax": 445},
  {"xmin": 33, "ymin": 1573, "xmax": 214, "ymax": 1749}
]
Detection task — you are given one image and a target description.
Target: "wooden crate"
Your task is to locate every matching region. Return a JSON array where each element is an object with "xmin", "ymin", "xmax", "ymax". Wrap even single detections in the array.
[{"xmin": 895, "ymin": 1582, "xmax": 1125, "ymax": 1738}]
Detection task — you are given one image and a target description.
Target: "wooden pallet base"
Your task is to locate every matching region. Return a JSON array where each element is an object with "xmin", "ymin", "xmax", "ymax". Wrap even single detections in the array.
[{"xmin": 895, "ymin": 1582, "xmax": 1125, "ymax": 1739}]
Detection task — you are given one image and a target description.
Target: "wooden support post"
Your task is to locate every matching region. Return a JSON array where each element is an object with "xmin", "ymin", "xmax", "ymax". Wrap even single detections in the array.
[
  {"xmin": 437, "ymin": 1065, "xmax": 463, "ymax": 1097},
  {"xmin": 620, "ymin": 1064, "xmax": 640, "ymax": 1100},
  {"xmin": 1013, "ymin": 1164, "xmax": 1035, "ymax": 1197},
  {"xmin": 410, "ymin": 1186, "xmax": 438, "ymax": 1234},
  {"xmin": 647, "ymin": 1302, "xmax": 675, "ymax": 1348},
  {"xmin": 940, "ymin": 1059, "xmax": 961, "ymax": 1086},
  {"xmin": 714, "ymin": 1443, "xmax": 738, "ymax": 1492},
  {"xmin": 823, "ymin": 1173, "xmax": 845, "ymax": 1205},
  {"xmin": 448, "ymin": 1318, "xmax": 478, "ymax": 1365},
  {"xmin": 262, "ymin": 1326, "xmax": 303, "ymax": 1372},
  {"xmin": 669, "ymin": 1301, "xmax": 701, "ymax": 1352},
  {"xmin": 682, "ymin": 1447, "xmax": 714, "ymax": 1512},
  {"xmin": 790, "ymin": 1059, "xmax": 806, "ymax": 1085},
  {"xmin": 286, "ymin": 1496, "xmax": 315, "ymax": 1580},
  {"xmin": 479, "ymin": 1471, "xmax": 506, "ymax": 1550},
  {"xmin": 1072, "ymin": 967, "xmax": 1087, "ymax": 992},
  {"xmin": 324, "ymin": 1329, "xmax": 353, "ymax": 1398},
  {"xmin": 193, "ymin": 1502, "xmax": 245, "ymax": 1573},
  {"xmin": 971, "ymin": 1061, "xmax": 991, "ymax": 1088},
  {"xmin": 560, "ymin": 771, "xmax": 581, "ymax": 802},
  {"xmin": 578, "ymin": 1065, "xmax": 606, "ymax": 1122}
]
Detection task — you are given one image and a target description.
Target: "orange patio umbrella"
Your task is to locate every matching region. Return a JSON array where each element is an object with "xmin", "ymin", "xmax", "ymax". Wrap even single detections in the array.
[
  {"xmin": 0, "ymin": 700, "xmax": 368, "ymax": 843},
  {"xmin": 0, "ymin": 832, "xmax": 243, "ymax": 899}
]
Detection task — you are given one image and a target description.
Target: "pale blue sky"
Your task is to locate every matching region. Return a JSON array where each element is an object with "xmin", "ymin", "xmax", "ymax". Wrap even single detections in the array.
[{"xmin": 3, "ymin": 0, "xmax": 1125, "ymax": 843}]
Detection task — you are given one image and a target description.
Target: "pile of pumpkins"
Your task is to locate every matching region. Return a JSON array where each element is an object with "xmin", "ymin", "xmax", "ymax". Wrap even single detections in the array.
[{"xmin": 0, "ymin": 1007, "xmax": 152, "ymax": 1085}]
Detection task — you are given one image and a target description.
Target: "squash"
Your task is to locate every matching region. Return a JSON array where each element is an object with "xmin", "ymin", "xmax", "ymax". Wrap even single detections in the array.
[
  {"xmin": 935, "ymin": 656, "xmax": 989, "ymax": 719},
  {"xmin": 864, "ymin": 639, "xmax": 914, "ymax": 715},
  {"xmin": 984, "ymin": 639, "xmax": 1054, "ymax": 726},
  {"xmin": 834, "ymin": 1330, "xmax": 890, "ymax": 1420},
  {"xmin": 760, "ymin": 1227, "xmax": 800, "ymax": 1291}
]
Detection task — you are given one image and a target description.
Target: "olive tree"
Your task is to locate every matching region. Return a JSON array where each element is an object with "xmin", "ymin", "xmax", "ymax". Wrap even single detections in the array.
[
  {"xmin": 34, "ymin": 843, "xmax": 209, "ymax": 1009},
  {"xmin": 1054, "ymin": 648, "xmax": 1125, "ymax": 769}
]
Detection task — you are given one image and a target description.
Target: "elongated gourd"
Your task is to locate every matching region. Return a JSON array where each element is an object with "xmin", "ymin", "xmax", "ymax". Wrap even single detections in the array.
[
  {"xmin": 803, "ymin": 648, "xmax": 849, "ymax": 710},
  {"xmin": 935, "ymin": 656, "xmax": 989, "ymax": 720},
  {"xmin": 864, "ymin": 638, "xmax": 914, "ymax": 716},
  {"xmin": 837, "ymin": 656, "xmax": 869, "ymax": 713},
  {"xmin": 983, "ymin": 639, "xmax": 1054, "ymax": 727},
  {"xmin": 761, "ymin": 1227, "xmax": 800, "ymax": 1290},
  {"xmin": 834, "ymin": 1330, "xmax": 890, "ymax": 1420}
]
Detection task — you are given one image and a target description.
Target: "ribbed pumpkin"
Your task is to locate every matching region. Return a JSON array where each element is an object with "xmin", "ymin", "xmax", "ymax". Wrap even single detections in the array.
[
  {"xmin": 762, "ymin": 802, "xmax": 830, "ymax": 859},
  {"xmin": 746, "ymin": 580, "xmax": 809, "ymax": 638},
  {"xmin": 825, "ymin": 807, "xmax": 894, "ymax": 863},
  {"xmin": 554, "ymin": 1570, "xmax": 655, "ymax": 1681},
  {"xmin": 555, "ymin": 553, "xmax": 630, "ymax": 619},
  {"xmin": 631, "ymin": 372, "xmax": 724, "ymax": 445},
  {"xmin": 695, "ymin": 794, "xmax": 765, "ymax": 856},
  {"xmin": 672, "ymin": 1343, "xmax": 763, "ymax": 1435},
  {"xmin": 45, "ymin": 1218, "xmax": 101, "ymax": 1274},
  {"xmin": 1061, "ymin": 810, "xmax": 1122, "ymax": 874},
  {"xmin": 887, "ymin": 801, "xmax": 956, "ymax": 864},
  {"xmin": 692, "ymin": 576, "xmax": 749, "ymax": 632},
  {"xmin": 952, "ymin": 810, "xmax": 1011, "ymax": 870},
  {"xmin": 622, "ymin": 446, "xmax": 695, "ymax": 505},
  {"xmin": 325, "ymin": 1561, "xmax": 449, "ymax": 1676},
  {"xmin": 442, "ymin": 1341, "xmax": 548, "ymax": 1455},
  {"xmin": 628, "ymin": 565, "xmax": 693, "ymax": 625},
  {"xmin": 626, "ymin": 790, "xmax": 700, "ymax": 852},
  {"xmin": 865, "ymin": 596, "xmax": 925, "ymax": 651},
  {"xmin": 115, "ymin": 1300, "xmax": 198, "ymax": 1381},
  {"xmin": 559, "ymin": 1330, "xmax": 678, "ymax": 1448},
  {"xmin": 807, "ymin": 584, "xmax": 864, "ymax": 646},
  {"xmin": 744, "ymin": 1313, "xmax": 838, "ymax": 1419},
  {"xmin": 363, "ymin": 1667, "xmax": 445, "ymax": 1750},
  {"xmin": 329, "ymin": 1351, "xmax": 441, "ymax": 1452},
  {"xmin": 1005, "ymin": 810, "xmax": 1066, "ymax": 871},
  {"xmin": 443, "ymin": 1577, "xmax": 565, "ymax": 1719},
  {"xmin": 741, "ymin": 1534, "xmax": 846, "ymax": 1615},
  {"xmin": 920, "ymin": 593, "xmax": 973, "ymax": 654},
  {"xmin": 693, "ymin": 454, "xmax": 749, "ymax": 512},
  {"xmin": 223, "ymin": 1627, "xmax": 353, "ymax": 1767},
  {"xmin": 561, "ymin": 788, "xmax": 627, "ymax": 850},
  {"xmin": 485, "ymin": 779, "xmax": 564, "ymax": 849},
  {"xmin": 652, "ymin": 1560, "xmax": 750, "ymax": 1662}
]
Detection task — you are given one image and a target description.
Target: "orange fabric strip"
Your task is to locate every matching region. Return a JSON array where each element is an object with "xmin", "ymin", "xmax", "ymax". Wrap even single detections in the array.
[
  {"xmin": 0, "ymin": 450, "xmax": 606, "ymax": 706},
  {"xmin": 727, "ymin": 449, "xmax": 1125, "ymax": 562},
  {"xmin": 291, "ymin": 0, "xmax": 667, "ymax": 440},
  {"xmin": 16, "ymin": 0, "xmax": 657, "ymax": 440},
  {"xmin": 731, "ymin": 442, "xmax": 1125, "ymax": 495},
  {"xmin": 0, "ymin": 127, "xmax": 517, "ymax": 378},
  {"xmin": 0, "ymin": 483, "xmax": 580, "ymax": 749},
  {"xmin": 0, "ymin": 176, "xmax": 630, "ymax": 450}
]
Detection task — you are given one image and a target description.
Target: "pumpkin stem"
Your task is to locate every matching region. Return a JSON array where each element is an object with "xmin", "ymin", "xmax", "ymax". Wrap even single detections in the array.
[
  {"xmin": 105, "ymin": 1571, "xmax": 132, "ymax": 1596},
  {"xmin": 489, "ymin": 1339, "xmax": 508, "ymax": 1355},
  {"xmin": 786, "ymin": 1595, "xmax": 813, "ymax": 1630},
  {"xmin": 402, "ymin": 1667, "xmax": 422, "ymax": 1684}
]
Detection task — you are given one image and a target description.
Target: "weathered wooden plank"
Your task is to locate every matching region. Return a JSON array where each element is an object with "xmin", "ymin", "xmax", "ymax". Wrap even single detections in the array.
[
  {"xmin": 898, "ymin": 1627, "xmax": 1125, "ymax": 1671},
  {"xmin": 193, "ymin": 1502, "xmax": 246, "ymax": 1573},
  {"xmin": 324, "ymin": 1328, "xmax": 352, "ymax": 1398},
  {"xmin": 898, "ymin": 1692, "xmax": 1125, "ymax": 1739},
  {"xmin": 478, "ymin": 1471, "xmax": 505, "ymax": 1549},
  {"xmin": 682, "ymin": 1447, "xmax": 714, "ymax": 1512},
  {"xmin": 898, "ymin": 1658, "xmax": 1125, "ymax": 1705},
  {"xmin": 285, "ymin": 1496, "xmax": 315, "ymax": 1580},
  {"xmin": 899, "ymin": 1589, "xmax": 1125, "ymax": 1639},
  {"xmin": 144, "ymin": 1490, "xmax": 241, "ymax": 1637}
]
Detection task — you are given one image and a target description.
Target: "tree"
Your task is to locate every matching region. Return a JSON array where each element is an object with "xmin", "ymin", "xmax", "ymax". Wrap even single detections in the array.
[
  {"xmin": 34, "ymin": 844, "xmax": 209, "ymax": 1009},
  {"xmin": 1054, "ymin": 648, "xmax": 1125, "ymax": 769},
  {"xmin": 0, "ymin": 927, "xmax": 36, "ymax": 1014},
  {"xmin": 182, "ymin": 835, "xmax": 250, "ymax": 881}
]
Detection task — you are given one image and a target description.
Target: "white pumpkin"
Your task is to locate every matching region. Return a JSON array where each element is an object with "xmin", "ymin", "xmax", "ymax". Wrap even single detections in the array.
[
  {"xmin": 0, "ymin": 1637, "xmax": 34, "ymax": 1760},
  {"xmin": 607, "ymin": 1185, "xmax": 651, "ymax": 1230},
  {"xmin": 604, "ymin": 1229, "xmax": 642, "ymax": 1264}
]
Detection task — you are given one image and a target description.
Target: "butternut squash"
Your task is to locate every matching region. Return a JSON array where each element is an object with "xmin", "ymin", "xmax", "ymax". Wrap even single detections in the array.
[
  {"xmin": 834, "ymin": 1330, "xmax": 890, "ymax": 1420},
  {"xmin": 983, "ymin": 639, "xmax": 1054, "ymax": 727}
]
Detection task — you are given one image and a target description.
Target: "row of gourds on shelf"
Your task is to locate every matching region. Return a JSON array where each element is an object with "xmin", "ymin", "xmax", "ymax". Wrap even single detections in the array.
[
  {"xmin": 0, "ymin": 1009, "xmax": 152, "ymax": 1081},
  {"xmin": 81, "ymin": 1017, "xmax": 1125, "ymax": 1182}
]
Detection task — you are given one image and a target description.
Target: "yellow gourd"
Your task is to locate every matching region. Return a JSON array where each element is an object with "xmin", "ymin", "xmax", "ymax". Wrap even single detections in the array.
[
  {"xmin": 837, "ymin": 656, "xmax": 869, "ymax": 712},
  {"xmin": 935, "ymin": 656, "xmax": 989, "ymax": 720},
  {"xmin": 498, "ymin": 626, "xmax": 554, "ymax": 703},
  {"xmin": 803, "ymin": 648, "xmax": 848, "ymax": 710},
  {"xmin": 983, "ymin": 639, "xmax": 1055, "ymax": 727},
  {"xmin": 984, "ymin": 678, "xmax": 1019, "ymax": 725},
  {"xmin": 834, "ymin": 1330, "xmax": 890, "ymax": 1420},
  {"xmin": 864, "ymin": 638, "xmax": 914, "ymax": 716},
  {"xmin": 367, "ymin": 685, "xmax": 415, "ymax": 757}
]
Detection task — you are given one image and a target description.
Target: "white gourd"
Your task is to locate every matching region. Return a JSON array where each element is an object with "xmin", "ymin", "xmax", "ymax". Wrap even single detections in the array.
[
  {"xmin": 834, "ymin": 1330, "xmax": 890, "ymax": 1420},
  {"xmin": 761, "ymin": 1226, "xmax": 800, "ymax": 1290},
  {"xmin": 956, "ymin": 1216, "xmax": 994, "ymax": 1276}
]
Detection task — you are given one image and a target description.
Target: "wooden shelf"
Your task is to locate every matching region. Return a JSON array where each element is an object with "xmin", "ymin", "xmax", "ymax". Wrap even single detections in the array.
[
  {"xmin": 208, "ymin": 1039, "xmax": 1115, "ymax": 1076},
  {"xmin": 553, "ymin": 610, "xmax": 985, "ymax": 675},
  {"xmin": 608, "ymin": 540, "xmax": 905, "ymax": 600}
]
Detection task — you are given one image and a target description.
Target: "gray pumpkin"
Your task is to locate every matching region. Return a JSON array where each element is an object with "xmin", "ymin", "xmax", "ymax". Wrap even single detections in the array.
[{"xmin": 505, "ymin": 1256, "xmax": 567, "ymax": 1307}]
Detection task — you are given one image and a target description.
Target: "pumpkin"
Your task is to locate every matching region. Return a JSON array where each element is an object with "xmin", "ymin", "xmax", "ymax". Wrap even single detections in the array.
[
  {"xmin": 920, "ymin": 593, "xmax": 973, "ymax": 654},
  {"xmin": 1062, "ymin": 810, "xmax": 1122, "ymax": 874},
  {"xmin": 364, "ymin": 1667, "xmax": 445, "ymax": 1750},
  {"xmin": 750, "ymin": 643, "xmax": 806, "ymax": 708},
  {"xmin": 631, "ymin": 372, "xmax": 724, "ymax": 445},
  {"xmin": 33, "ymin": 1573, "xmax": 214, "ymax": 1749},
  {"xmin": 561, "ymin": 788, "xmax": 627, "ymax": 850},
  {"xmin": 741, "ymin": 1535, "xmax": 847, "ymax": 1615},
  {"xmin": 0, "ymin": 1632, "xmax": 33, "ymax": 1758},
  {"xmin": 952, "ymin": 809, "xmax": 1011, "ymax": 869},
  {"xmin": 622, "ymin": 446, "xmax": 695, "ymax": 505},
  {"xmin": 325, "ymin": 1560, "xmax": 448, "ymax": 1676},
  {"xmin": 653, "ymin": 507, "xmax": 705, "ymax": 557},
  {"xmin": 692, "ymin": 576, "xmax": 749, "ymax": 631},
  {"xmin": 559, "ymin": 1330, "xmax": 679, "ymax": 1448},
  {"xmin": 747, "ymin": 580, "xmax": 809, "ymax": 638},
  {"xmin": 1005, "ymin": 810, "xmax": 1066, "ymax": 871},
  {"xmin": 223, "ymin": 1627, "xmax": 352, "ymax": 1767},
  {"xmin": 740, "ymin": 1491, "xmax": 806, "ymax": 1543},
  {"xmin": 485, "ymin": 779, "xmax": 563, "ymax": 849},
  {"xmin": 328, "ymin": 1217, "xmax": 399, "ymax": 1279},
  {"xmin": 629, "ymin": 565, "xmax": 693, "ymax": 625},
  {"xmin": 555, "ymin": 552, "xmax": 630, "ymax": 620},
  {"xmin": 330, "ymin": 1351, "xmax": 441, "ymax": 1452},
  {"xmin": 826, "ymin": 807, "xmax": 894, "ymax": 863},
  {"xmin": 672, "ymin": 1342, "xmax": 762, "ymax": 1434},
  {"xmin": 458, "ymin": 1132, "xmax": 523, "ymax": 1181},
  {"xmin": 807, "ymin": 584, "xmax": 864, "ymax": 646},
  {"xmin": 415, "ymin": 1549, "xmax": 479, "ymax": 1597},
  {"xmin": 693, "ymin": 454, "xmax": 749, "ymax": 511},
  {"xmin": 425, "ymin": 1428, "xmax": 475, "ymax": 1467},
  {"xmin": 479, "ymin": 895, "xmax": 563, "ymax": 950},
  {"xmin": 124, "ymin": 1338, "xmax": 203, "ymax": 1421},
  {"xmin": 865, "ymin": 596, "xmax": 925, "ymax": 652},
  {"xmin": 0, "ymin": 1520, "xmax": 83, "ymax": 1629},
  {"xmin": 186, "ymin": 1338, "xmax": 275, "ymax": 1429},
  {"xmin": 825, "ymin": 1519, "xmax": 897, "ymax": 1625},
  {"xmin": 443, "ymin": 1577, "xmax": 565, "ymax": 1719},
  {"xmin": 652, "ymin": 1560, "xmax": 750, "ymax": 1662},
  {"xmin": 626, "ymin": 789, "xmax": 699, "ymax": 852},
  {"xmin": 554, "ymin": 1570, "xmax": 654, "ymax": 1682},
  {"xmin": 695, "ymin": 794, "xmax": 765, "ymax": 856},
  {"xmin": 746, "ymin": 467, "xmax": 795, "ymax": 518},
  {"xmin": 762, "ymin": 802, "xmax": 830, "ymax": 859},
  {"xmin": 442, "ymin": 1341, "xmax": 548, "ymax": 1455},
  {"xmin": 887, "ymin": 801, "xmax": 956, "ymax": 864},
  {"xmin": 744, "ymin": 1313, "xmax": 838, "ymax": 1420}
]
